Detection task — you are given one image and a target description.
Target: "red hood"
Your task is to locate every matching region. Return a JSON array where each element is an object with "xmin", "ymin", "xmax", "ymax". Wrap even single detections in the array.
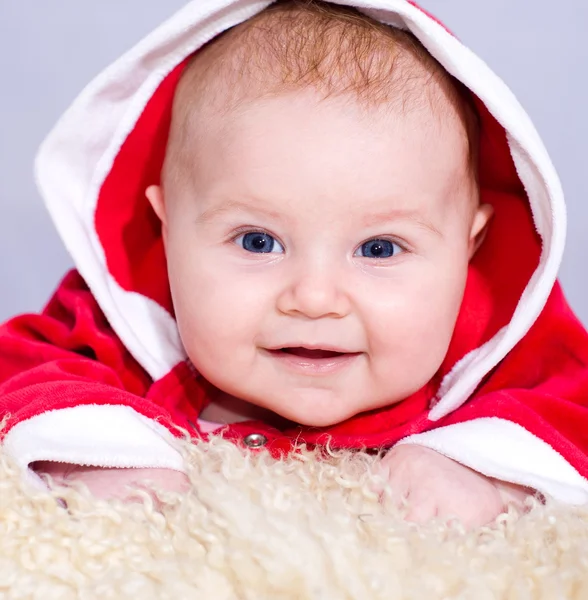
[{"xmin": 34, "ymin": 0, "xmax": 565, "ymax": 424}]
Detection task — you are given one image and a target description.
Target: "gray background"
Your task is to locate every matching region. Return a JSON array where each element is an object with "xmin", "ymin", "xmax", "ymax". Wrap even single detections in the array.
[{"xmin": 1, "ymin": 1, "xmax": 586, "ymax": 323}]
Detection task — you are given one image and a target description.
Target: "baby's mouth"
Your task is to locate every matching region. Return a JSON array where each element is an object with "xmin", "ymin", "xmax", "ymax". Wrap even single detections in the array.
[
  {"xmin": 265, "ymin": 346, "xmax": 360, "ymax": 375},
  {"xmin": 277, "ymin": 347, "xmax": 346, "ymax": 359}
]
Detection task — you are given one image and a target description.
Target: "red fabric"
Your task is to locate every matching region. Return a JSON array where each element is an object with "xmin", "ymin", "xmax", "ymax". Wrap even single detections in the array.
[
  {"xmin": 3, "ymin": 269, "xmax": 588, "ymax": 481},
  {"xmin": 95, "ymin": 60, "xmax": 189, "ymax": 315},
  {"xmin": 0, "ymin": 271, "xmax": 201, "ymax": 437},
  {"xmin": 436, "ymin": 282, "xmax": 588, "ymax": 478}
]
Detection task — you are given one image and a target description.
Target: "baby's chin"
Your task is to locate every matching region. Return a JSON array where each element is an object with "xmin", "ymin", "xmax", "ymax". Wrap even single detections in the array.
[
  {"xmin": 244, "ymin": 387, "xmax": 394, "ymax": 428},
  {"xmin": 209, "ymin": 380, "xmax": 404, "ymax": 429},
  {"xmin": 271, "ymin": 402, "xmax": 376, "ymax": 429}
]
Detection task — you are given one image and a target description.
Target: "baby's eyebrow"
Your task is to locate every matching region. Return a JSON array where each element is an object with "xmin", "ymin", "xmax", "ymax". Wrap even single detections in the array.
[
  {"xmin": 196, "ymin": 200, "xmax": 441, "ymax": 236},
  {"xmin": 195, "ymin": 199, "xmax": 284, "ymax": 224},
  {"xmin": 361, "ymin": 209, "xmax": 442, "ymax": 237}
]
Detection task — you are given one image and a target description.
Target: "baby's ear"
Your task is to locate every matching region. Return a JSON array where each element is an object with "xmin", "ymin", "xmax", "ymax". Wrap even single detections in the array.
[
  {"xmin": 146, "ymin": 185, "xmax": 166, "ymax": 224},
  {"xmin": 145, "ymin": 185, "xmax": 168, "ymax": 246},
  {"xmin": 468, "ymin": 203, "xmax": 494, "ymax": 259}
]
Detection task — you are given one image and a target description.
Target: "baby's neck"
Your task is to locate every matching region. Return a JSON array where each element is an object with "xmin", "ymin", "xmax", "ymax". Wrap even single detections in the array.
[{"xmin": 200, "ymin": 388, "xmax": 293, "ymax": 430}]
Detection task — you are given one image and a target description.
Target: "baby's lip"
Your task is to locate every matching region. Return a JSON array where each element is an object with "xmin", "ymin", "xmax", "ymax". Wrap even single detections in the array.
[
  {"xmin": 278, "ymin": 348, "xmax": 344, "ymax": 359},
  {"xmin": 265, "ymin": 344, "xmax": 359, "ymax": 357},
  {"xmin": 264, "ymin": 346, "xmax": 361, "ymax": 376}
]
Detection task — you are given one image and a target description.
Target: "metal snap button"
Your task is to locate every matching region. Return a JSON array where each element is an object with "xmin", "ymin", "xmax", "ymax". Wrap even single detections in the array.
[{"xmin": 243, "ymin": 433, "xmax": 268, "ymax": 448}]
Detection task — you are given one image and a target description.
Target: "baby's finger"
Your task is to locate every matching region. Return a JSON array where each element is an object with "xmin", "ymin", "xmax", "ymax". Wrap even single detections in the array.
[
  {"xmin": 403, "ymin": 498, "xmax": 439, "ymax": 524},
  {"xmin": 366, "ymin": 459, "xmax": 391, "ymax": 495},
  {"xmin": 368, "ymin": 463, "xmax": 411, "ymax": 512}
]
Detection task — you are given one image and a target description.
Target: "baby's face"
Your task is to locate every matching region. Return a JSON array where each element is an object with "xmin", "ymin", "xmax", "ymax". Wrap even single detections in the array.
[{"xmin": 150, "ymin": 90, "xmax": 484, "ymax": 427}]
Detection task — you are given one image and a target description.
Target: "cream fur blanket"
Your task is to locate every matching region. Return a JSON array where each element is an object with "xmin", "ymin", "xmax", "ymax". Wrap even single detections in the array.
[{"xmin": 1, "ymin": 437, "xmax": 587, "ymax": 599}]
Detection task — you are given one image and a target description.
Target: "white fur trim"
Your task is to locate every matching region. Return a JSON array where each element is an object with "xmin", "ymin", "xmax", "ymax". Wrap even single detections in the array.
[
  {"xmin": 36, "ymin": 0, "xmax": 565, "ymax": 406},
  {"xmin": 3, "ymin": 406, "xmax": 186, "ymax": 475},
  {"xmin": 397, "ymin": 418, "xmax": 588, "ymax": 504}
]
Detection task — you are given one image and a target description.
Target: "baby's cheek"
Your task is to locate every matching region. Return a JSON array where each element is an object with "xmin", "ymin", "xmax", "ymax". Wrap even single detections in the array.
[
  {"xmin": 368, "ymin": 287, "xmax": 457, "ymax": 387},
  {"xmin": 173, "ymin": 261, "xmax": 240, "ymax": 331},
  {"xmin": 178, "ymin": 298, "xmax": 241, "ymax": 359},
  {"xmin": 409, "ymin": 293, "xmax": 462, "ymax": 362},
  {"xmin": 175, "ymin": 282, "xmax": 265, "ymax": 379}
]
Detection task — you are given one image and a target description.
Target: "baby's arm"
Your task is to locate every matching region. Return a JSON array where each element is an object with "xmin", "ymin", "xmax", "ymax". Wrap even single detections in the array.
[
  {"xmin": 376, "ymin": 445, "xmax": 532, "ymax": 528},
  {"xmin": 34, "ymin": 447, "xmax": 529, "ymax": 517},
  {"xmin": 0, "ymin": 271, "xmax": 186, "ymax": 493},
  {"xmin": 32, "ymin": 462, "xmax": 190, "ymax": 503}
]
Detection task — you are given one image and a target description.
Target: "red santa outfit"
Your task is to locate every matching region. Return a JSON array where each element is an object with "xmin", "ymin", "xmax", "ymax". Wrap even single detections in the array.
[{"xmin": 2, "ymin": 0, "xmax": 588, "ymax": 503}]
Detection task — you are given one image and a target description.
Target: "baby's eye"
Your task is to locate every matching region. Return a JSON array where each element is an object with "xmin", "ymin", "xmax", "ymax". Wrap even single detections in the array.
[
  {"xmin": 235, "ymin": 231, "xmax": 285, "ymax": 254},
  {"xmin": 354, "ymin": 238, "xmax": 403, "ymax": 259}
]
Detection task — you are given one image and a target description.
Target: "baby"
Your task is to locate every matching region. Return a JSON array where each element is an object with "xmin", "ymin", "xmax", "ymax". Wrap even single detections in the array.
[{"xmin": 7, "ymin": 0, "xmax": 586, "ymax": 528}]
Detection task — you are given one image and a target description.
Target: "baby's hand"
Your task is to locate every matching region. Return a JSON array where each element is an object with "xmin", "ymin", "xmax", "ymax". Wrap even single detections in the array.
[
  {"xmin": 374, "ymin": 445, "xmax": 532, "ymax": 528},
  {"xmin": 32, "ymin": 462, "xmax": 190, "ymax": 505}
]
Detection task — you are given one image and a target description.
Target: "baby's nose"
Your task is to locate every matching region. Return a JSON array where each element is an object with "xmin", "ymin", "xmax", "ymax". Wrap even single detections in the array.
[{"xmin": 276, "ymin": 265, "xmax": 351, "ymax": 319}]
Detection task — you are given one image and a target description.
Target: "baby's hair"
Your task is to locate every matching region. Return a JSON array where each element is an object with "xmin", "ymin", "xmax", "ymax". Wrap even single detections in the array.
[{"xmin": 164, "ymin": 0, "xmax": 479, "ymax": 192}]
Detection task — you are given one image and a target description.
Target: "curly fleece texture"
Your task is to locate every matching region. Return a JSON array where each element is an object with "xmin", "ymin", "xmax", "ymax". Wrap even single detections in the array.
[{"xmin": 1, "ymin": 436, "xmax": 588, "ymax": 599}]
